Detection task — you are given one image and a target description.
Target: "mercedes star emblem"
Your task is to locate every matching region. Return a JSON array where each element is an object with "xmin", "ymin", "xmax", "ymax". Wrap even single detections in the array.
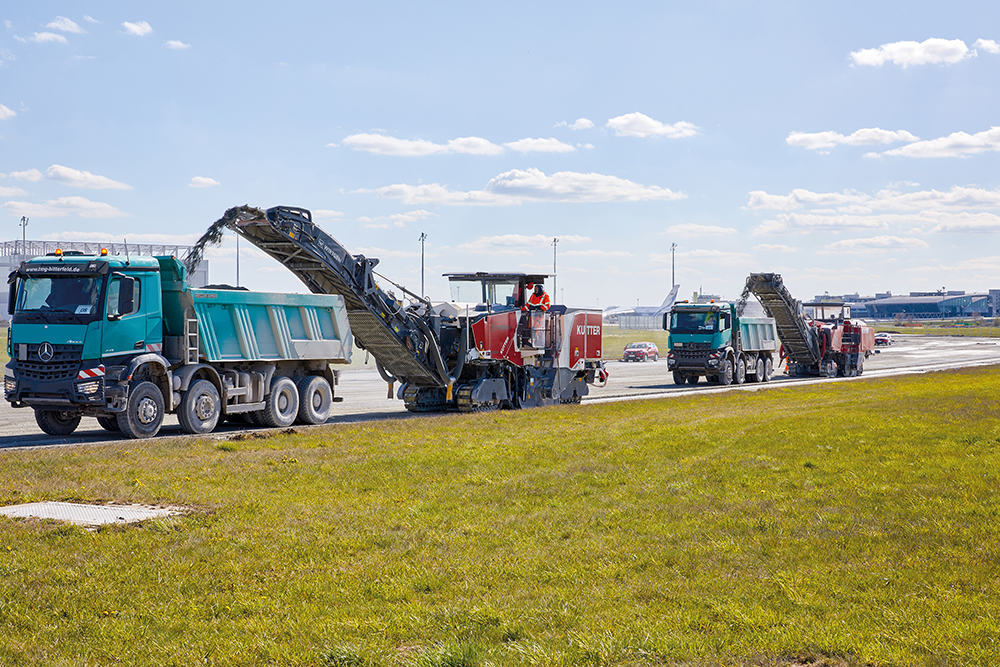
[{"xmin": 38, "ymin": 342, "xmax": 54, "ymax": 362}]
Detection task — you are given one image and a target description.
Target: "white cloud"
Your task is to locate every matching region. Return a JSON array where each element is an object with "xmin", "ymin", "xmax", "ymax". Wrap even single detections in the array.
[
  {"xmin": 457, "ymin": 233, "xmax": 590, "ymax": 256},
  {"xmin": 561, "ymin": 248, "xmax": 632, "ymax": 257},
  {"xmin": 974, "ymin": 38, "xmax": 1000, "ymax": 54},
  {"xmin": 46, "ymin": 17, "xmax": 85, "ymax": 34},
  {"xmin": 9, "ymin": 169, "xmax": 43, "ymax": 182},
  {"xmin": 446, "ymin": 136, "xmax": 504, "ymax": 155},
  {"xmin": 83, "ymin": 16, "xmax": 101, "ymax": 24},
  {"xmin": 0, "ymin": 186, "xmax": 27, "ymax": 197},
  {"xmin": 606, "ymin": 112, "xmax": 699, "ymax": 138},
  {"xmin": 879, "ymin": 126, "xmax": 1000, "ymax": 158},
  {"xmin": 358, "ymin": 209, "xmax": 435, "ymax": 229},
  {"xmin": 503, "ymin": 137, "xmax": 575, "ymax": 153},
  {"xmin": 556, "ymin": 118, "xmax": 594, "ymax": 130},
  {"xmin": 0, "ymin": 48, "xmax": 14, "ymax": 66},
  {"xmin": 786, "ymin": 128, "xmax": 919, "ymax": 150},
  {"xmin": 752, "ymin": 243, "xmax": 797, "ymax": 252},
  {"xmin": 653, "ymin": 249, "xmax": 751, "ymax": 264},
  {"xmin": 312, "ymin": 209, "xmax": 344, "ymax": 221},
  {"xmin": 365, "ymin": 169, "xmax": 685, "ymax": 206},
  {"xmin": 818, "ymin": 235, "xmax": 930, "ymax": 255},
  {"xmin": 189, "ymin": 176, "xmax": 220, "ymax": 188},
  {"xmin": 164, "ymin": 40, "xmax": 191, "ymax": 50},
  {"xmin": 353, "ymin": 246, "xmax": 422, "ymax": 259},
  {"xmin": 338, "ymin": 133, "xmax": 449, "ymax": 156},
  {"xmin": 0, "ymin": 104, "xmax": 15, "ymax": 120},
  {"xmin": 122, "ymin": 21, "xmax": 152, "ymax": 37},
  {"xmin": 2, "ymin": 197, "xmax": 127, "ymax": 218},
  {"xmin": 747, "ymin": 185, "xmax": 1000, "ymax": 235},
  {"xmin": 47, "ymin": 164, "xmax": 131, "ymax": 190},
  {"xmin": 27, "ymin": 32, "xmax": 68, "ymax": 44},
  {"xmin": 666, "ymin": 223, "xmax": 737, "ymax": 237},
  {"xmin": 850, "ymin": 38, "xmax": 972, "ymax": 67}
]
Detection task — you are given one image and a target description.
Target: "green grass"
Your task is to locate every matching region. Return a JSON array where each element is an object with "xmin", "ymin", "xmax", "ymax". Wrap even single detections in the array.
[{"xmin": 2, "ymin": 367, "xmax": 1000, "ymax": 666}]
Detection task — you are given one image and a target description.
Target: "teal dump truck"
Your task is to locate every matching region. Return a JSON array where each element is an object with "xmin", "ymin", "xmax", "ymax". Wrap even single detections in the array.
[
  {"xmin": 664, "ymin": 301, "xmax": 778, "ymax": 385},
  {"xmin": 5, "ymin": 251, "xmax": 352, "ymax": 438}
]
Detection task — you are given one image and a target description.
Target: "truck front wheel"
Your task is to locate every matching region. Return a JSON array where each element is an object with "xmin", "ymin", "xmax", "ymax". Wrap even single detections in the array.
[
  {"xmin": 719, "ymin": 360, "xmax": 733, "ymax": 385},
  {"xmin": 117, "ymin": 381, "xmax": 165, "ymax": 439},
  {"xmin": 177, "ymin": 380, "xmax": 221, "ymax": 435},
  {"xmin": 262, "ymin": 376, "xmax": 299, "ymax": 428},
  {"xmin": 672, "ymin": 371, "xmax": 686, "ymax": 385},
  {"xmin": 296, "ymin": 375, "xmax": 333, "ymax": 425},
  {"xmin": 35, "ymin": 409, "xmax": 81, "ymax": 436}
]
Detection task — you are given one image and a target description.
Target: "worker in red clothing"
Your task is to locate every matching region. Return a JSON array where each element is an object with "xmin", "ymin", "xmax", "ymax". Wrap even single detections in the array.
[{"xmin": 521, "ymin": 282, "xmax": 551, "ymax": 312}]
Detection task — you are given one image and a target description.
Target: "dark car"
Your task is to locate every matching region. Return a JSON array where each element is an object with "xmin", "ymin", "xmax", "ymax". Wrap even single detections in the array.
[{"xmin": 622, "ymin": 341, "xmax": 659, "ymax": 362}]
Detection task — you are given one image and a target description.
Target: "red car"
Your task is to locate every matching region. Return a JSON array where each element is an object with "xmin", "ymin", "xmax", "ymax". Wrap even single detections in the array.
[{"xmin": 622, "ymin": 341, "xmax": 659, "ymax": 362}]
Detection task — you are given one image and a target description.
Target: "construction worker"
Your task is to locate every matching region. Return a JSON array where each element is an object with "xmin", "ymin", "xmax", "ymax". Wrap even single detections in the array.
[{"xmin": 522, "ymin": 282, "xmax": 551, "ymax": 312}]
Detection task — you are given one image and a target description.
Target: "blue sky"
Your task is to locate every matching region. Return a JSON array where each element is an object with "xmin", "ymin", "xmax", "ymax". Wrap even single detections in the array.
[{"xmin": 2, "ymin": 2, "xmax": 999, "ymax": 308}]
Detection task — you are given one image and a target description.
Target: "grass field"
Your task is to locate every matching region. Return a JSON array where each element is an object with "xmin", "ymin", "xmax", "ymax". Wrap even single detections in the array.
[
  {"xmin": 871, "ymin": 322, "xmax": 1000, "ymax": 338},
  {"xmin": 2, "ymin": 368, "xmax": 999, "ymax": 666}
]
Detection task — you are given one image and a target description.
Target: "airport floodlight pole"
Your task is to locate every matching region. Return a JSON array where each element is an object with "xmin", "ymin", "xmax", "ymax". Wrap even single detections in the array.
[
  {"xmin": 419, "ymin": 232, "xmax": 428, "ymax": 299},
  {"xmin": 552, "ymin": 237, "xmax": 558, "ymax": 300},
  {"xmin": 670, "ymin": 242, "xmax": 677, "ymax": 286},
  {"xmin": 19, "ymin": 216, "xmax": 29, "ymax": 257}
]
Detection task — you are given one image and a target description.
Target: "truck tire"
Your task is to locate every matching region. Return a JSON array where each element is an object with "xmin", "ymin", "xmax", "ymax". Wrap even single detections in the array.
[
  {"xmin": 719, "ymin": 360, "xmax": 733, "ymax": 385},
  {"xmin": 35, "ymin": 409, "xmax": 82, "ymax": 436},
  {"xmin": 753, "ymin": 358, "xmax": 764, "ymax": 383},
  {"xmin": 763, "ymin": 357, "xmax": 773, "ymax": 382},
  {"xmin": 117, "ymin": 381, "xmax": 165, "ymax": 439},
  {"xmin": 687, "ymin": 375, "xmax": 699, "ymax": 384},
  {"xmin": 296, "ymin": 375, "xmax": 332, "ymax": 425},
  {"xmin": 672, "ymin": 371, "xmax": 686, "ymax": 385},
  {"xmin": 97, "ymin": 416, "xmax": 121, "ymax": 432},
  {"xmin": 735, "ymin": 357, "xmax": 746, "ymax": 384},
  {"xmin": 262, "ymin": 376, "xmax": 299, "ymax": 428},
  {"xmin": 177, "ymin": 380, "xmax": 221, "ymax": 435}
]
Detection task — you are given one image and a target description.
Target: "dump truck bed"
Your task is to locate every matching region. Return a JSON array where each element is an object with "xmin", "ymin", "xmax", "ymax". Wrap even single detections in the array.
[{"xmin": 738, "ymin": 317, "xmax": 779, "ymax": 353}]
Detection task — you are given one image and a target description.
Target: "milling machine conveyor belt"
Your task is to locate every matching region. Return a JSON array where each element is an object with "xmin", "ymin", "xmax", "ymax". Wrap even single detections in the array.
[
  {"xmin": 743, "ymin": 273, "xmax": 820, "ymax": 365},
  {"xmin": 230, "ymin": 207, "xmax": 443, "ymax": 387}
]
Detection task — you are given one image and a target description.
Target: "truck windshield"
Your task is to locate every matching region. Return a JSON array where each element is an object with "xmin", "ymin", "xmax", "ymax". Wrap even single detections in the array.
[
  {"xmin": 450, "ymin": 280, "xmax": 483, "ymax": 304},
  {"xmin": 670, "ymin": 311, "xmax": 718, "ymax": 333},
  {"xmin": 15, "ymin": 276, "xmax": 104, "ymax": 323},
  {"xmin": 449, "ymin": 279, "xmax": 519, "ymax": 309}
]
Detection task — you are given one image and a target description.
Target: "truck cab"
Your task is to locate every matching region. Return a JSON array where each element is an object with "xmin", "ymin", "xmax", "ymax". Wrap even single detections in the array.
[
  {"xmin": 665, "ymin": 301, "xmax": 776, "ymax": 386},
  {"xmin": 6, "ymin": 252, "xmax": 162, "ymax": 431}
]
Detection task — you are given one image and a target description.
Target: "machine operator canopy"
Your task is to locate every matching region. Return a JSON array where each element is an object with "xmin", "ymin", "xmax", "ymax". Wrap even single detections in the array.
[{"xmin": 444, "ymin": 272, "xmax": 551, "ymax": 310}]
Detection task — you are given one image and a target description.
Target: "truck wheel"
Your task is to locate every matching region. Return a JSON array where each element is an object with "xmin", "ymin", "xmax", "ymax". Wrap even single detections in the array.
[
  {"xmin": 35, "ymin": 410, "xmax": 82, "ymax": 436},
  {"xmin": 97, "ymin": 416, "xmax": 121, "ymax": 432},
  {"xmin": 719, "ymin": 360, "xmax": 733, "ymax": 385},
  {"xmin": 687, "ymin": 375, "xmax": 699, "ymax": 385},
  {"xmin": 672, "ymin": 371, "xmax": 686, "ymax": 385},
  {"xmin": 296, "ymin": 375, "xmax": 333, "ymax": 425},
  {"xmin": 177, "ymin": 380, "xmax": 221, "ymax": 435},
  {"xmin": 735, "ymin": 357, "xmax": 746, "ymax": 384},
  {"xmin": 262, "ymin": 376, "xmax": 299, "ymax": 428},
  {"xmin": 117, "ymin": 381, "xmax": 165, "ymax": 439},
  {"xmin": 763, "ymin": 357, "xmax": 773, "ymax": 382},
  {"xmin": 753, "ymin": 358, "xmax": 764, "ymax": 383}
]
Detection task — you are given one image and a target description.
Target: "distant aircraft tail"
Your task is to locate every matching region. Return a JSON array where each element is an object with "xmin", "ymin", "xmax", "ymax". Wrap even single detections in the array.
[{"xmin": 655, "ymin": 284, "xmax": 680, "ymax": 314}]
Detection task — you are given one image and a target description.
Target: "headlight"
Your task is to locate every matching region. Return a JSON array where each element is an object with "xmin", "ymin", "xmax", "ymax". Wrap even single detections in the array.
[
  {"xmin": 76, "ymin": 379, "xmax": 102, "ymax": 395},
  {"xmin": 4, "ymin": 376, "xmax": 16, "ymax": 395}
]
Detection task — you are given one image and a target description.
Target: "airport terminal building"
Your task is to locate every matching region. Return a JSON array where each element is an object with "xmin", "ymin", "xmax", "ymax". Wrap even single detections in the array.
[{"xmin": 843, "ymin": 290, "xmax": 1000, "ymax": 320}]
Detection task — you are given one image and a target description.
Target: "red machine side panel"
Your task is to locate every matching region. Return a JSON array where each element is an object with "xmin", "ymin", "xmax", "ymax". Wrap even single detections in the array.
[
  {"xmin": 471, "ymin": 311, "xmax": 523, "ymax": 364},
  {"xmin": 566, "ymin": 312, "xmax": 603, "ymax": 368}
]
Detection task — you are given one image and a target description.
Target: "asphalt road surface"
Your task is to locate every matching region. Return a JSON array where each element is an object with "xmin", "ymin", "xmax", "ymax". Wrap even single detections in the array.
[{"xmin": 2, "ymin": 334, "xmax": 999, "ymax": 449}]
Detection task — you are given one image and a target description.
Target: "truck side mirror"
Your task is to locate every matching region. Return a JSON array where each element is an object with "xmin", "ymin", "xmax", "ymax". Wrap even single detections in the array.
[
  {"xmin": 7, "ymin": 276, "xmax": 16, "ymax": 316},
  {"xmin": 117, "ymin": 277, "xmax": 136, "ymax": 316}
]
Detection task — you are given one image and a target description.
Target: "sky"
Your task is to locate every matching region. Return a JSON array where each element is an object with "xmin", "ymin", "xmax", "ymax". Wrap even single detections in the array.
[{"xmin": 2, "ymin": 2, "xmax": 1000, "ymax": 309}]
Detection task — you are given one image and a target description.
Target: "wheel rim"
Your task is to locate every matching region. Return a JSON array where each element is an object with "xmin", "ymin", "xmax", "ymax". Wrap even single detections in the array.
[
  {"xmin": 137, "ymin": 397, "xmax": 158, "ymax": 425},
  {"xmin": 194, "ymin": 393, "xmax": 215, "ymax": 421}
]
